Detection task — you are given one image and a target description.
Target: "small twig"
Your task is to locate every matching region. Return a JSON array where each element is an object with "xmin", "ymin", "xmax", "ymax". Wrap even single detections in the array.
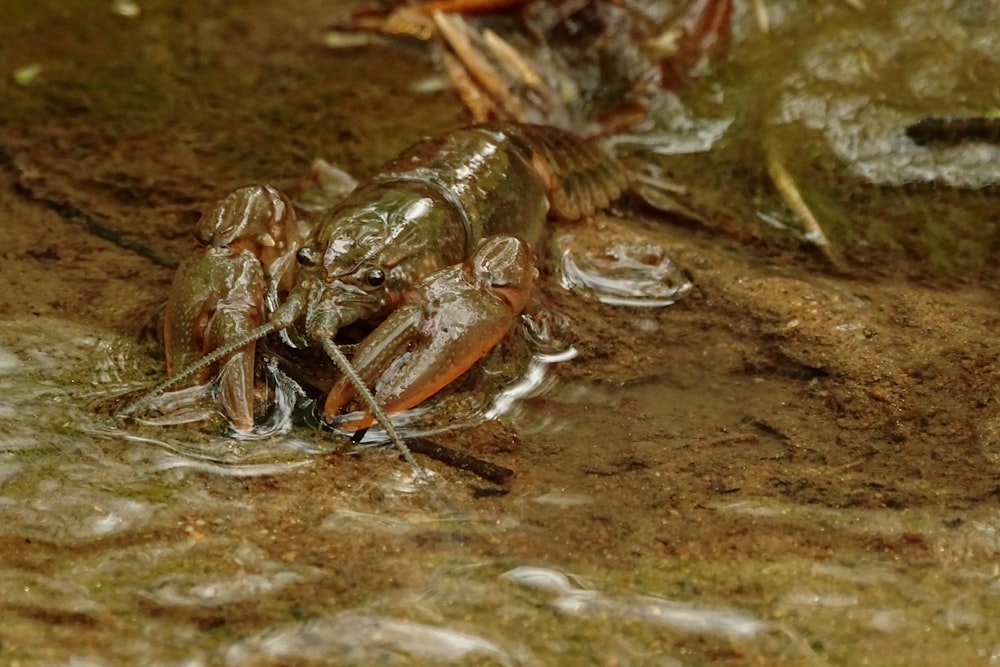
[
  {"xmin": 407, "ymin": 437, "xmax": 513, "ymax": 485},
  {"xmin": 433, "ymin": 11, "xmax": 526, "ymax": 121},
  {"xmin": 764, "ymin": 140, "xmax": 847, "ymax": 271}
]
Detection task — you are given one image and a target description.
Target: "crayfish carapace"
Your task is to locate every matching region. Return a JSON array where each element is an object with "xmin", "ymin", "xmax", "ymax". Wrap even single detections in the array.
[{"xmin": 121, "ymin": 122, "xmax": 628, "ymax": 461}]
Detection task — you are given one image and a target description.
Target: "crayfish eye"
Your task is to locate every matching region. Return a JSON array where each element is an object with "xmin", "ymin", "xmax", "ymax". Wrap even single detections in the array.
[
  {"xmin": 296, "ymin": 246, "xmax": 319, "ymax": 267},
  {"xmin": 363, "ymin": 267, "xmax": 386, "ymax": 289}
]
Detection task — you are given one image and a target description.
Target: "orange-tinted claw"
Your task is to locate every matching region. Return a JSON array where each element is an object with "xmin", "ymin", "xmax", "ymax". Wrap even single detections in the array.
[
  {"xmin": 324, "ymin": 234, "xmax": 536, "ymax": 430},
  {"xmin": 322, "ymin": 304, "xmax": 426, "ymax": 429}
]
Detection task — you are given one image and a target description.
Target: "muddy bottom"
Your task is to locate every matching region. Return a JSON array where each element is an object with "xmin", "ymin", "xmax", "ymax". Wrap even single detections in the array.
[{"xmin": 1, "ymin": 2, "xmax": 999, "ymax": 665}]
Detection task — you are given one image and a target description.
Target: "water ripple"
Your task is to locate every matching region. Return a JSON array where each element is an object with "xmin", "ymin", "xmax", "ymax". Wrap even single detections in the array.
[
  {"xmin": 0, "ymin": 484, "xmax": 156, "ymax": 542},
  {"xmin": 0, "ymin": 569, "xmax": 106, "ymax": 621},
  {"xmin": 224, "ymin": 613, "xmax": 531, "ymax": 666},
  {"xmin": 144, "ymin": 571, "xmax": 305, "ymax": 608},
  {"xmin": 501, "ymin": 566, "xmax": 770, "ymax": 638}
]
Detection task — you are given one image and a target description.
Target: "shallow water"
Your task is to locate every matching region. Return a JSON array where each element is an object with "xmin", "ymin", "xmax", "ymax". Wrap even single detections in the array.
[
  {"xmin": 0, "ymin": 319, "xmax": 811, "ymax": 664},
  {"xmin": 4, "ymin": 312, "xmax": 1000, "ymax": 665},
  {"xmin": 3, "ymin": 1, "xmax": 1000, "ymax": 665}
]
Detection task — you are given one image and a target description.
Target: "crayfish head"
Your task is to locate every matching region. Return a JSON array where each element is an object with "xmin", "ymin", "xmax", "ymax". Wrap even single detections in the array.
[
  {"xmin": 292, "ymin": 238, "xmax": 387, "ymax": 343},
  {"xmin": 310, "ymin": 180, "xmax": 468, "ymax": 307}
]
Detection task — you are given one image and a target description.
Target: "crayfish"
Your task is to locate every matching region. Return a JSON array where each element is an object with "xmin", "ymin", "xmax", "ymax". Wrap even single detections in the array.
[{"xmin": 121, "ymin": 123, "xmax": 630, "ymax": 467}]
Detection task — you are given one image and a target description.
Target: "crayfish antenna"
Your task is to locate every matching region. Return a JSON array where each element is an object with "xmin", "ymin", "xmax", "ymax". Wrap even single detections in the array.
[
  {"xmin": 117, "ymin": 320, "xmax": 278, "ymax": 421},
  {"xmin": 319, "ymin": 337, "xmax": 429, "ymax": 482}
]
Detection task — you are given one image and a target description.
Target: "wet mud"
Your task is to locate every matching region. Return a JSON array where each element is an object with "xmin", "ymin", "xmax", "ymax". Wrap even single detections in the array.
[{"xmin": 1, "ymin": 1, "xmax": 999, "ymax": 665}]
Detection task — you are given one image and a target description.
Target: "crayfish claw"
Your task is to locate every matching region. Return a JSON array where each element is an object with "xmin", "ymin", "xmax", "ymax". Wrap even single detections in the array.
[
  {"xmin": 215, "ymin": 351, "xmax": 256, "ymax": 435},
  {"xmin": 323, "ymin": 235, "xmax": 535, "ymax": 431},
  {"xmin": 154, "ymin": 183, "xmax": 310, "ymax": 433}
]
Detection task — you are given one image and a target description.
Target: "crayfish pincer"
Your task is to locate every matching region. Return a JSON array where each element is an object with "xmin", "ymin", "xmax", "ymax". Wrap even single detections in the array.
[{"xmin": 121, "ymin": 123, "xmax": 628, "ymax": 456}]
